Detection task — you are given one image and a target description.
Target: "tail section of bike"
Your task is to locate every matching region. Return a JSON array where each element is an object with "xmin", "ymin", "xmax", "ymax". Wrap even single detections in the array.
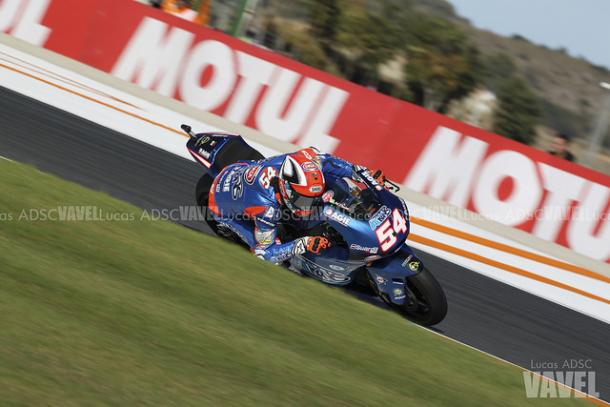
[
  {"xmin": 183, "ymin": 124, "xmax": 264, "ymax": 178},
  {"xmin": 184, "ymin": 124, "xmax": 265, "ymax": 236}
]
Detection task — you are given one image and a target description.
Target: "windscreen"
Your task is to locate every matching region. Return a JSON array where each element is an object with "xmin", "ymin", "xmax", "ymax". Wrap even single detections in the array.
[{"xmin": 325, "ymin": 178, "xmax": 380, "ymax": 220}]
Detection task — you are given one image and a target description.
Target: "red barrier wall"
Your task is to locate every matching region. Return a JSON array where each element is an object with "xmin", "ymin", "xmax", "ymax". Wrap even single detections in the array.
[{"xmin": 2, "ymin": 0, "xmax": 609, "ymax": 263}]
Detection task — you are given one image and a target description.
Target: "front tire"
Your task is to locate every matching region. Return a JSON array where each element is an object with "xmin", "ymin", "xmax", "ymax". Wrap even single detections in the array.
[{"xmin": 399, "ymin": 268, "xmax": 447, "ymax": 326}]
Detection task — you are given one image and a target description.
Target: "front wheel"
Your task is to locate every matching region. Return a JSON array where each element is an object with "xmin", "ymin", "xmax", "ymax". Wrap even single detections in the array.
[{"xmin": 399, "ymin": 268, "xmax": 447, "ymax": 326}]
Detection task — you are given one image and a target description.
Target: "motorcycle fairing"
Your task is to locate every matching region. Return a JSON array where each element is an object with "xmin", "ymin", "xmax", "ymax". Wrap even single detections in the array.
[
  {"xmin": 290, "ymin": 248, "xmax": 361, "ymax": 285},
  {"xmin": 366, "ymin": 244, "xmax": 423, "ymax": 306}
]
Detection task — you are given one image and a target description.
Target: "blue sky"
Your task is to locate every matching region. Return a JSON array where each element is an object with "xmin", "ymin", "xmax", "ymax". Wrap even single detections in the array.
[{"xmin": 446, "ymin": 0, "xmax": 610, "ymax": 70}]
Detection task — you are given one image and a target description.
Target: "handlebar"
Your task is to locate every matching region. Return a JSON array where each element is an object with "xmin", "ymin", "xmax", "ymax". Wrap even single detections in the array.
[{"xmin": 383, "ymin": 178, "xmax": 401, "ymax": 192}]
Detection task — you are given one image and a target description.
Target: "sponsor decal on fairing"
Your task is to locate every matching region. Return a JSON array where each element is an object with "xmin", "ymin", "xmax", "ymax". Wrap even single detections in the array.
[
  {"xmin": 349, "ymin": 243, "xmax": 378, "ymax": 254},
  {"xmin": 324, "ymin": 207, "xmax": 351, "ymax": 226},
  {"xmin": 369, "ymin": 206, "xmax": 391, "ymax": 230}
]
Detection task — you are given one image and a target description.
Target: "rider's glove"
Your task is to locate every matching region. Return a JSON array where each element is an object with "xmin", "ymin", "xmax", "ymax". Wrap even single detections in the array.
[{"xmin": 293, "ymin": 236, "xmax": 331, "ymax": 255}]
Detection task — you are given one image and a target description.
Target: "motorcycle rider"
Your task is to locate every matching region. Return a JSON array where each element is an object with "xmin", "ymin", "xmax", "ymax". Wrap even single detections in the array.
[{"xmin": 207, "ymin": 147, "xmax": 383, "ymax": 264}]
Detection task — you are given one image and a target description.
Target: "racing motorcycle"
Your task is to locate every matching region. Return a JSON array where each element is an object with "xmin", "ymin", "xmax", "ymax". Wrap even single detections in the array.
[{"xmin": 183, "ymin": 125, "xmax": 447, "ymax": 326}]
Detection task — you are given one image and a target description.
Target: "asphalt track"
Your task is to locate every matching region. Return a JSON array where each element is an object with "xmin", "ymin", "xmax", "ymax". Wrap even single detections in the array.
[{"xmin": 1, "ymin": 86, "xmax": 609, "ymax": 400}]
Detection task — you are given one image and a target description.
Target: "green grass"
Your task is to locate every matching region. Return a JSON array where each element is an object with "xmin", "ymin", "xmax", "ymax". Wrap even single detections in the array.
[{"xmin": 0, "ymin": 160, "xmax": 587, "ymax": 406}]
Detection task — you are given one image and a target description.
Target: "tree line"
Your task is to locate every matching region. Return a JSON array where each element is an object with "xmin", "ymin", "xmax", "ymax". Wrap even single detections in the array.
[{"xmin": 263, "ymin": 0, "xmax": 541, "ymax": 145}]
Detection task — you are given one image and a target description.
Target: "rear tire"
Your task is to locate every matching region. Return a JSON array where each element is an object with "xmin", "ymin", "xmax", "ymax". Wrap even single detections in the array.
[
  {"xmin": 195, "ymin": 173, "xmax": 248, "ymax": 248},
  {"xmin": 195, "ymin": 174, "xmax": 219, "ymax": 235},
  {"xmin": 399, "ymin": 268, "xmax": 447, "ymax": 326}
]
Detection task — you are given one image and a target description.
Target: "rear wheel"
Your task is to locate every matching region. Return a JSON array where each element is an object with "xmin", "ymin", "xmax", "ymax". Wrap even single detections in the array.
[
  {"xmin": 399, "ymin": 268, "xmax": 447, "ymax": 326},
  {"xmin": 195, "ymin": 174, "xmax": 219, "ymax": 234},
  {"xmin": 195, "ymin": 174, "xmax": 248, "ymax": 247}
]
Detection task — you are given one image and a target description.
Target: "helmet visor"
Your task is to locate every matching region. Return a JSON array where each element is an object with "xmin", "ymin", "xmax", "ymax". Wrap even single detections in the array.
[{"xmin": 284, "ymin": 182, "xmax": 318, "ymax": 212}]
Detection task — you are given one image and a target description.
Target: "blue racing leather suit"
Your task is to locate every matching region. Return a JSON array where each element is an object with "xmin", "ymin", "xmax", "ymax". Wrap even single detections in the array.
[{"xmin": 209, "ymin": 153, "xmax": 355, "ymax": 263}]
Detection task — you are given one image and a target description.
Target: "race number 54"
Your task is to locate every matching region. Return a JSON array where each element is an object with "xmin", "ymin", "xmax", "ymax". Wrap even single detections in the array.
[{"xmin": 375, "ymin": 209, "xmax": 407, "ymax": 251}]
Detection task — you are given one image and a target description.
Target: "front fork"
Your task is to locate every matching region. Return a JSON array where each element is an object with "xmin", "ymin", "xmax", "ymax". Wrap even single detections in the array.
[{"xmin": 365, "ymin": 244, "xmax": 423, "ymax": 306}]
